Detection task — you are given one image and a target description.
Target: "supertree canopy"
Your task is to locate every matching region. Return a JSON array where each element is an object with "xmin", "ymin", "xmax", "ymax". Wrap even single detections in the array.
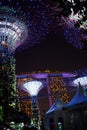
[
  {"xmin": 0, "ymin": 0, "xmax": 55, "ymax": 51},
  {"xmin": 64, "ymin": 12, "xmax": 87, "ymax": 49},
  {"xmin": 23, "ymin": 80, "xmax": 43, "ymax": 96},
  {"xmin": 63, "ymin": 68, "xmax": 87, "ymax": 97},
  {"xmin": 51, "ymin": 0, "xmax": 87, "ymax": 50},
  {"xmin": 0, "ymin": 3, "xmax": 27, "ymax": 50},
  {"xmin": 73, "ymin": 76, "xmax": 87, "ymax": 86}
]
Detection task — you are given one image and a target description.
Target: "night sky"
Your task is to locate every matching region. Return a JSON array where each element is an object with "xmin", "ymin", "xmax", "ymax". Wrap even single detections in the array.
[{"xmin": 15, "ymin": 26, "xmax": 87, "ymax": 74}]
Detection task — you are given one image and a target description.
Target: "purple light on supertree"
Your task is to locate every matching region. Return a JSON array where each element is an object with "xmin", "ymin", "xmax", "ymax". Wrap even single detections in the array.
[
  {"xmin": 64, "ymin": 27, "xmax": 85, "ymax": 49},
  {"xmin": 73, "ymin": 68, "xmax": 87, "ymax": 95},
  {"xmin": 63, "ymin": 68, "xmax": 87, "ymax": 87},
  {"xmin": 51, "ymin": 0, "xmax": 87, "ymax": 50},
  {"xmin": 63, "ymin": 9, "xmax": 87, "ymax": 50},
  {"xmin": 0, "ymin": 0, "xmax": 54, "ymax": 52}
]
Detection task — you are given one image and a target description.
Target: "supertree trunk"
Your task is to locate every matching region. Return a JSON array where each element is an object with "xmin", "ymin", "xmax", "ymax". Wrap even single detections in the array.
[{"xmin": 0, "ymin": 42, "xmax": 19, "ymax": 126}]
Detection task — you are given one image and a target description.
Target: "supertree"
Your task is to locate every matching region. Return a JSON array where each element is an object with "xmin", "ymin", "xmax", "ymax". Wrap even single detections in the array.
[
  {"xmin": 0, "ymin": 0, "xmax": 58, "ymax": 127},
  {"xmin": 0, "ymin": 42, "xmax": 19, "ymax": 125},
  {"xmin": 22, "ymin": 80, "xmax": 43, "ymax": 130},
  {"xmin": 0, "ymin": 0, "xmax": 26, "ymax": 126},
  {"xmin": 50, "ymin": 0, "xmax": 87, "ymax": 50}
]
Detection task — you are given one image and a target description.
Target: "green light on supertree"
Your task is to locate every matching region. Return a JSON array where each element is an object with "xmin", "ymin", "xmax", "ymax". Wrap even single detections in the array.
[
  {"xmin": 0, "ymin": 2, "xmax": 27, "ymax": 126},
  {"xmin": 0, "ymin": 42, "xmax": 19, "ymax": 126}
]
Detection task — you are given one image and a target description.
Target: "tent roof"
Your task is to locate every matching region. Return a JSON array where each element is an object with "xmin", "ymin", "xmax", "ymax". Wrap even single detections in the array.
[
  {"xmin": 45, "ymin": 96, "xmax": 65, "ymax": 114},
  {"xmin": 64, "ymin": 83, "xmax": 87, "ymax": 108}
]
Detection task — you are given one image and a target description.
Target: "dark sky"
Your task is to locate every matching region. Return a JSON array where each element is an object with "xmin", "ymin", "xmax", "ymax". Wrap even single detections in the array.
[{"xmin": 15, "ymin": 27, "xmax": 87, "ymax": 74}]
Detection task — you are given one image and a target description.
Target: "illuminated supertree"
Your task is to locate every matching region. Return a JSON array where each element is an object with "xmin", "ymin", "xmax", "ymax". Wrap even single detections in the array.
[
  {"xmin": 51, "ymin": 0, "xmax": 87, "ymax": 50},
  {"xmin": 73, "ymin": 69, "xmax": 87, "ymax": 96},
  {"xmin": 0, "ymin": 0, "xmax": 54, "ymax": 51},
  {"xmin": 64, "ymin": 14, "xmax": 87, "ymax": 49},
  {"xmin": 63, "ymin": 69, "xmax": 87, "ymax": 97},
  {"xmin": 22, "ymin": 80, "xmax": 43, "ymax": 130},
  {"xmin": 0, "ymin": 0, "xmax": 27, "ymax": 126},
  {"xmin": 0, "ymin": 0, "xmax": 55, "ymax": 126}
]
